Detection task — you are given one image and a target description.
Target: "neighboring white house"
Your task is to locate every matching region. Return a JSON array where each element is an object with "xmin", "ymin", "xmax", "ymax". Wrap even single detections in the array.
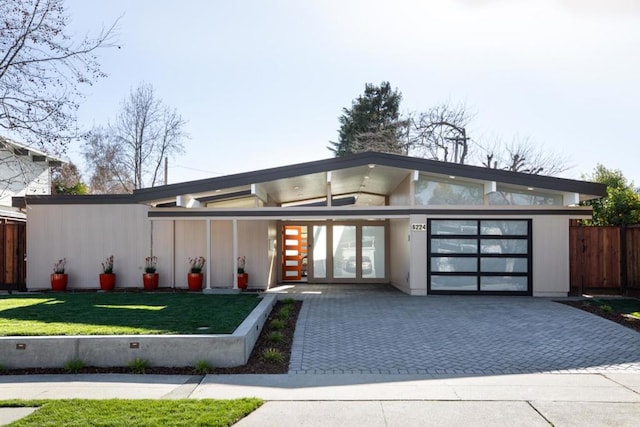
[
  {"xmin": 0, "ymin": 136, "xmax": 66, "ymax": 290},
  {"xmin": 20, "ymin": 152, "xmax": 606, "ymax": 297},
  {"xmin": 0, "ymin": 136, "xmax": 64, "ymax": 220}
]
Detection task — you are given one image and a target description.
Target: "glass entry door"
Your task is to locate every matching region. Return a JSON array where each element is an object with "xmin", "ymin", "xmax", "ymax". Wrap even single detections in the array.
[{"xmin": 281, "ymin": 221, "xmax": 387, "ymax": 283}]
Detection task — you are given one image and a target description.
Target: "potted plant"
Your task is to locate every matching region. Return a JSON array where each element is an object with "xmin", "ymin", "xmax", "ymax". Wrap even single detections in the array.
[
  {"xmin": 143, "ymin": 256, "xmax": 159, "ymax": 291},
  {"xmin": 187, "ymin": 256, "xmax": 206, "ymax": 291},
  {"xmin": 99, "ymin": 255, "xmax": 116, "ymax": 291},
  {"xmin": 51, "ymin": 258, "xmax": 68, "ymax": 291},
  {"xmin": 237, "ymin": 256, "xmax": 248, "ymax": 290}
]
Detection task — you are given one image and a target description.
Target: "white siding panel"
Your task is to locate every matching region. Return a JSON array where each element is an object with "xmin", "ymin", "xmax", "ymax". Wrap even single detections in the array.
[
  {"xmin": 27, "ymin": 204, "xmax": 150, "ymax": 290},
  {"xmin": 238, "ymin": 220, "xmax": 270, "ymax": 289},
  {"xmin": 211, "ymin": 221, "xmax": 233, "ymax": 287},
  {"xmin": 389, "ymin": 218, "xmax": 412, "ymax": 294},
  {"xmin": 174, "ymin": 220, "xmax": 207, "ymax": 288},
  {"xmin": 389, "ymin": 174, "xmax": 411, "ymax": 206},
  {"xmin": 409, "ymin": 214, "xmax": 428, "ymax": 295},
  {"xmin": 532, "ymin": 216, "xmax": 570, "ymax": 297},
  {"xmin": 151, "ymin": 220, "xmax": 174, "ymax": 287}
]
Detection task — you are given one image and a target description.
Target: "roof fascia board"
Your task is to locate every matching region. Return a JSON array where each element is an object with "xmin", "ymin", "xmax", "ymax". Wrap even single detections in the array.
[{"xmin": 23, "ymin": 194, "xmax": 138, "ymax": 205}]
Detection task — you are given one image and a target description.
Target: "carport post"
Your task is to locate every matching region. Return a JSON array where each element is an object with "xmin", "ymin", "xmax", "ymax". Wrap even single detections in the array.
[
  {"xmin": 233, "ymin": 219, "xmax": 238, "ymax": 289},
  {"xmin": 206, "ymin": 219, "xmax": 211, "ymax": 290}
]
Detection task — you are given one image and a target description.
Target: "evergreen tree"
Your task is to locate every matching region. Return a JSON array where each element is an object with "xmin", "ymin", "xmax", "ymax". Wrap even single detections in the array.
[{"xmin": 329, "ymin": 82, "xmax": 405, "ymax": 156}]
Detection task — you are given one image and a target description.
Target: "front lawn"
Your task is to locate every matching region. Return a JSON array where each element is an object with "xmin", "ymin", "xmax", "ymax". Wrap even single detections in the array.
[
  {"xmin": 1, "ymin": 398, "xmax": 262, "ymax": 426},
  {"xmin": 0, "ymin": 293, "xmax": 260, "ymax": 336}
]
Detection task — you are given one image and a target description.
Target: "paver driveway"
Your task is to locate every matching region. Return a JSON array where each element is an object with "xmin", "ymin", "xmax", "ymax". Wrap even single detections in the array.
[{"xmin": 287, "ymin": 286, "xmax": 640, "ymax": 374}]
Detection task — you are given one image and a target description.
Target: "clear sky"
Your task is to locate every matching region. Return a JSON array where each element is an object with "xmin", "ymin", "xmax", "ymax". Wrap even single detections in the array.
[{"xmin": 64, "ymin": 0, "xmax": 640, "ymax": 186}]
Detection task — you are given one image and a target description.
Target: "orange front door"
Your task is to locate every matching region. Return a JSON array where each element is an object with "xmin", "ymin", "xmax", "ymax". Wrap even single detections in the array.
[{"xmin": 282, "ymin": 225, "xmax": 307, "ymax": 281}]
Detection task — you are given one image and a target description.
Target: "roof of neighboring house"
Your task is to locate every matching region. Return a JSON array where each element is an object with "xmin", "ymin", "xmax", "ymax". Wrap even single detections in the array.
[
  {"xmin": 0, "ymin": 136, "xmax": 67, "ymax": 166},
  {"xmin": 18, "ymin": 152, "xmax": 607, "ymax": 206}
]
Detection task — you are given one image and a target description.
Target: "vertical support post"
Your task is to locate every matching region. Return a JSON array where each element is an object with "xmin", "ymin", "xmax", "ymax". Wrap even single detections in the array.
[
  {"xmin": 171, "ymin": 220, "xmax": 176, "ymax": 289},
  {"xmin": 206, "ymin": 219, "xmax": 211, "ymax": 290},
  {"xmin": 326, "ymin": 171, "xmax": 332, "ymax": 207},
  {"xmin": 233, "ymin": 219, "xmax": 238, "ymax": 289},
  {"xmin": 410, "ymin": 170, "xmax": 419, "ymax": 207},
  {"xmin": 149, "ymin": 219, "xmax": 154, "ymax": 256},
  {"xmin": 621, "ymin": 224, "xmax": 628, "ymax": 296}
]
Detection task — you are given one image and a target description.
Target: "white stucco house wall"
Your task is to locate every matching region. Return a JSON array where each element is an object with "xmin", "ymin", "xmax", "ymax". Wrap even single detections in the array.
[{"xmin": 19, "ymin": 152, "xmax": 606, "ymax": 297}]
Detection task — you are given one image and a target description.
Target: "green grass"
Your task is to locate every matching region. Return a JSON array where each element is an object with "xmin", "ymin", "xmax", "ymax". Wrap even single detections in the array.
[
  {"xmin": 270, "ymin": 319, "xmax": 285, "ymax": 330},
  {"xmin": 128, "ymin": 358, "xmax": 149, "ymax": 374},
  {"xmin": 587, "ymin": 298, "xmax": 640, "ymax": 319},
  {"xmin": 267, "ymin": 331, "xmax": 284, "ymax": 343},
  {"xmin": 64, "ymin": 359, "xmax": 84, "ymax": 374},
  {"xmin": 262, "ymin": 347, "xmax": 284, "ymax": 363},
  {"xmin": 193, "ymin": 360, "xmax": 213, "ymax": 375},
  {"xmin": 0, "ymin": 293, "xmax": 260, "ymax": 336},
  {"xmin": 1, "ymin": 398, "xmax": 262, "ymax": 426}
]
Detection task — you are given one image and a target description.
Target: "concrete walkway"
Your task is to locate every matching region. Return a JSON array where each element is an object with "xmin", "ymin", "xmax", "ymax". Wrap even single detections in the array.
[{"xmin": 1, "ymin": 372, "xmax": 640, "ymax": 426}]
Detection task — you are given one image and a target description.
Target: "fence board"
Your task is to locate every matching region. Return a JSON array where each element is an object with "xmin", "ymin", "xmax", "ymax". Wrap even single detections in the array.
[
  {"xmin": 570, "ymin": 223, "xmax": 640, "ymax": 296},
  {"xmin": 627, "ymin": 226, "xmax": 640, "ymax": 291},
  {"xmin": 0, "ymin": 219, "xmax": 26, "ymax": 291}
]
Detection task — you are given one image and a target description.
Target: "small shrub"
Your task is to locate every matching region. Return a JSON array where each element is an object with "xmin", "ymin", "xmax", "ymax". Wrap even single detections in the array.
[
  {"xmin": 262, "ymin": 347, "xmax": 284, "ymax": 363},
  {"xmin": 267, "ymin": 331, "xmax": 284, "ymax": 343},
  {"xmin": 277, "ymin": 306, "xmax": 291, "ymax": 320},
  {"xmin": 193, "ymin": 360, "xmax": 213, "ymax": 375},
  {"xmin": 0, "ymin": 364, "xmax": 4, "ymax": 371},
  {"xmin": 128, "ymin": 357, "xmax": 149, "ymax": 374},
  {"xmin": 283, "ymin": 297, "xmax": 295, "ymax": 305},
  {"xmin": 64, "ymin": 358, "xmax": 85, "ymax": 374},
  {"xmin": 270, "ymin": 319, "xmax": 285, "ymax": 330},
  {"xmin": 601, "ymin": 304, "xmax": 613, "ymax": 313}
]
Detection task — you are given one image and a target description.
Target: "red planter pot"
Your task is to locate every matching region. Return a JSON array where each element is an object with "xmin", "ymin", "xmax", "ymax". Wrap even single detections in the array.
[
  {"xmin": 187, "ymin": 273, "xmax": 203, "ymax": 291},
  {"xmin": 99, "ymin": 273, "xmax": 116, "ymax": 291},
  {"xmin": 143, "ymin": 273, "xmax": 159, "ymax": 291},
  {"xmin": 237, "ymin": 273, "xmax": 248, "ymax": 290},
  {"xmin": 50, "ymin": 273, "xmax": 68, "ymax": 291}
]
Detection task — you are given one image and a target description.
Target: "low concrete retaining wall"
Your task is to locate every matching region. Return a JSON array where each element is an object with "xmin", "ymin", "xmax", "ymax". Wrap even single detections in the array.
[{"xmin": 0, "ymin": 294, "xmax": 277, "ymax": 369}]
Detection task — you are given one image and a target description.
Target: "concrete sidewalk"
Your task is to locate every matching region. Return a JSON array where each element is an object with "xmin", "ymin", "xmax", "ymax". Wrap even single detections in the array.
[{"xmin": 1, "ymin": 372, "xmax": 639, "ymax": 426}]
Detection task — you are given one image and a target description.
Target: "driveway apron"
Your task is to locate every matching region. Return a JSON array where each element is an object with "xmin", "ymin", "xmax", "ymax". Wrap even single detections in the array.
[{"xmin": 287, "ymin": 288, "xmax": 640, "ymax": 375}]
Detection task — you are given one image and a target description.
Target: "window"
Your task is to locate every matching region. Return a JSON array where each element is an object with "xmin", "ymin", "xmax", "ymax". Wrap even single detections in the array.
[
  {"xmin": 415, "ymin": 175, "xmax": 484, "ymax": 205},
  {"xmin": 428, "ymin": 219, "xmax": 531, "ymax": 295}
]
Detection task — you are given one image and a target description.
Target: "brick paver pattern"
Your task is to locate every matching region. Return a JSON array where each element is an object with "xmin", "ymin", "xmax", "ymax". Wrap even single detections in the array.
[{"xmin": 288, "ymin": 288, "xmax": 640, "ymax": 375}]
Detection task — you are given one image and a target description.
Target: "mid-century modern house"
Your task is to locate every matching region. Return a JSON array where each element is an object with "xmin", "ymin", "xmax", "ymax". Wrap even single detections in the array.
[{"xmin": 18, "ymin": 152, "xmax": 606, "ymax": 296}]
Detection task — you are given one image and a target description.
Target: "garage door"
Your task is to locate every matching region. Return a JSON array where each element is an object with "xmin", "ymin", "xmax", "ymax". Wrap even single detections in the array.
[{"xmin": 427, "ymin": 219, "xmax": 532, "ymax": 295}]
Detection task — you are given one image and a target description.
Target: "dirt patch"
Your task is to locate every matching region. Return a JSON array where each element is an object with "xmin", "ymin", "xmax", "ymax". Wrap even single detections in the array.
[
  {"xmin": 0, "ymin": 300, "xmax": 302, "ymax": 376},
  {"xmin": 558, "ymin": 300, "xmax": 640, "ymax": 333}
]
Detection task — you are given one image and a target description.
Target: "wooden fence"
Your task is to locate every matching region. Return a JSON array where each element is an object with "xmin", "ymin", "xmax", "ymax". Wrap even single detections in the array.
[
  {"xmin": 570, "ymin": 221, "xmax": 640, "ymax": 296},
  {"xmin": 0, "ymin": 218, "xmax": 26, "ymax": 291}
]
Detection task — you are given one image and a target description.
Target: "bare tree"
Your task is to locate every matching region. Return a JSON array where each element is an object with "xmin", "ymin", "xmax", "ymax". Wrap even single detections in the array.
[
  {"xmin": 81, "ymin": 127, "xmax": 132, "ymax": 193},
  {"xmin": 82, "ymin": 83, "xmax": 186, "ymax": 193},
  {"xmin": 0, "ymin": 0, "xmax": 118, "ymax": 152},
  {"xmin": 408, "ymin": 104, "xmax": 473, "ymax": 164},
  {"xmin": 479, "ymin": 137, "xmax": 571, "ymax": 175}
]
